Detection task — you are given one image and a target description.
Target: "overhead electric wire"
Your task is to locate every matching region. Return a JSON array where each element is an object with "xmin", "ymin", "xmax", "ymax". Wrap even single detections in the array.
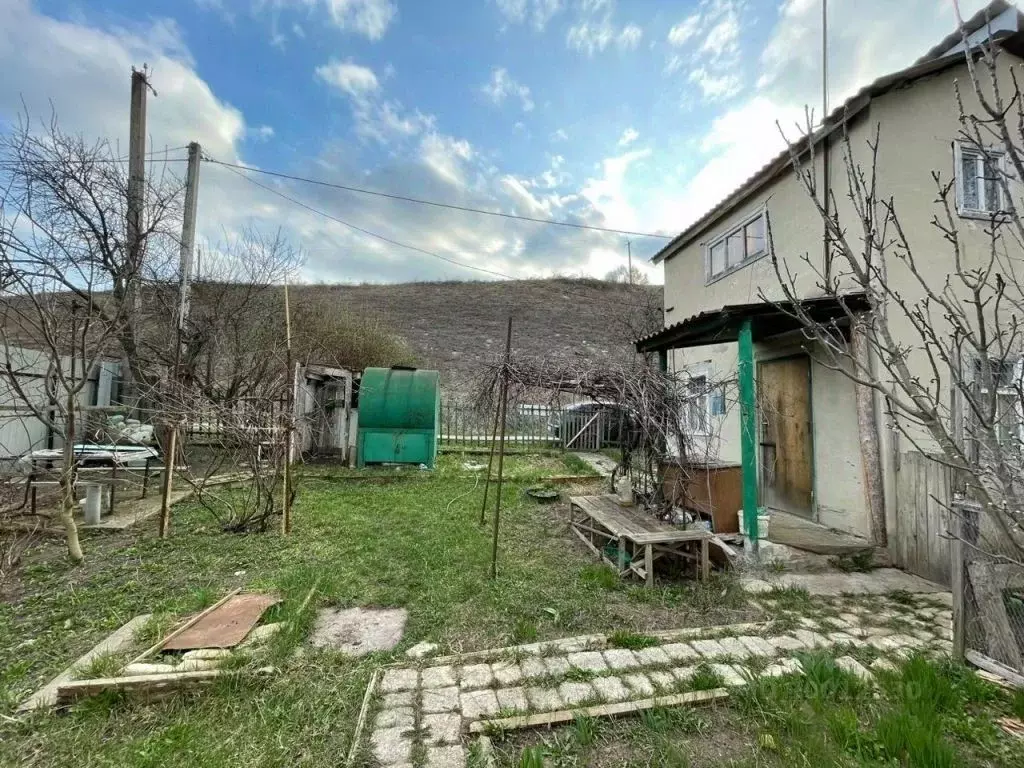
[
  {"xmin": 0, "ymin": 147, "xmax": 192, "ymax": 167},
  {"xmin": 212, "ymin": 159, "xmax": 660, "ymax": 311},
  {"xmin": 202, "ymin": 156, "xmax": 672, "ymax": 240},
  {"xmin": 215, "ymin": 160, "xmax": 517, "ymax": 281}
]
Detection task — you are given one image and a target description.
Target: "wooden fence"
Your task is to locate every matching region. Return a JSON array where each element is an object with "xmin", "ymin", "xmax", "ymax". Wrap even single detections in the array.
[
  {"xmin": 893, "ymin": 450, "xmax": 954, "ymax": 586},
  {"xmin": 952, "ymin": 499, "xmax": 1024, "ymax": 684}
]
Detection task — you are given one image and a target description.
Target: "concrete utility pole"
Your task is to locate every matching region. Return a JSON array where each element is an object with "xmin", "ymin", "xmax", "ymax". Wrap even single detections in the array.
[
  {"xmin": 160, "ymin": 141, "xmax": 201, "ymax": 540},
  {"xmin": 626, "ymin": 241, "xmax": 633, "ymax": 286},
  {"xmin": 122, "ymin": 68, "xmax": 148, "ymax": 412},
  {"xmin": 177, "ymin": 142, "xmax": 201, "ymax": 330}
]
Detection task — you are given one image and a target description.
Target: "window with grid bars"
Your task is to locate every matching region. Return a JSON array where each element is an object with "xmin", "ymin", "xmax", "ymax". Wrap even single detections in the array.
[
  {"xmin": 973, "ymin": 358, "xmax": 1023, "ymax": 452},
  {"xmin": 956, "ymin": 142, "xmax": 1007, "ymax": 216}
]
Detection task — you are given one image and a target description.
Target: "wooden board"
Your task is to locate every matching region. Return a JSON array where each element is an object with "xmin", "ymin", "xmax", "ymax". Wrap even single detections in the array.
[
  {"xmin": 468, "ymin": 688, "xmax": 728, "ymax": 733},
  {"xmin": 54, "ymin": 667, "xmax": 277, "ymax": 705},
  {"xmin": 758, "ymin": 356, "xmax": 813, "ymax": 517},
  {"xmin": 162, "ymin": 594, "xmax": 280, "ymax": 650},
  {"xmin": 18, "ymin": 614, "xmax": 152, "ymax": 712}
]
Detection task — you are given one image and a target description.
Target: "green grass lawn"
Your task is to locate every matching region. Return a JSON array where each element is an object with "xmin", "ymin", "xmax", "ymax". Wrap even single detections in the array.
[
  {"xmin": 0, "ymin": 452, "xmax": 752, "ymax": 767},
  {"xmin": 488, "ymin": 653, "xmax": 1024, "ymax": 767}
]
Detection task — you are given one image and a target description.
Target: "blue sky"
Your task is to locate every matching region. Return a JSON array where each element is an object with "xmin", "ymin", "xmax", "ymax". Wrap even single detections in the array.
[{"xmin": 0, "ymin": 0, "xmax": 990, "ymax": 283}]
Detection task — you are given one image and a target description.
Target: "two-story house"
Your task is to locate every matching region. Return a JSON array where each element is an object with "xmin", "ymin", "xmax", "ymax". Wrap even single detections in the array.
[{"xmin": 636, "ymin": 1, "xmax": 1024, "ymax": 584}]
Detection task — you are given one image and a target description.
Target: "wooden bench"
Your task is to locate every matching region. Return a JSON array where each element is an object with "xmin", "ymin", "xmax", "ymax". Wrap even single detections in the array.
[{"xmin": 569, "ymin": 494, "xmax": 711, "ymax": 586}]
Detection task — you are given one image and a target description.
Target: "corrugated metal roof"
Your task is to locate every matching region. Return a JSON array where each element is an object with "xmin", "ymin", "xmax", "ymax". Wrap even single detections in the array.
[
  {"xmin": 634, "ymin": 294, "xmax": 870, "ymax": 352},
  {"xmin": 651, "ymin": 2, "xmax": 1020, "ymax": 266}
]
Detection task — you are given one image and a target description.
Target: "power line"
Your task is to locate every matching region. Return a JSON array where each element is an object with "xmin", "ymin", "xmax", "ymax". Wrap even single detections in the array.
[
  {"xmin": 214, "ymin": 160, "xmax": 660, "ymax": 310},
  {"xmin": 215, "ymin": 160, "xmax": 524, "ymax": 281},
  {"xmin": 202, "ymin": 156, "xmax": 672, "ymax": 240}
]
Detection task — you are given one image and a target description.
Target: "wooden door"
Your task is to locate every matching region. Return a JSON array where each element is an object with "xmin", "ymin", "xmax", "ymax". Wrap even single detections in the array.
[{"xmin": 758, "ymin": 356, "xmax": 814, "ymax": 517}]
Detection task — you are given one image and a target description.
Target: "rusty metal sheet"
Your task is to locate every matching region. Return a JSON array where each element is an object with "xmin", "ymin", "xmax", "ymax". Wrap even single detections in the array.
[{"xmin": 162, "ymin": 594, "xmax": 280, "ymax": 650}]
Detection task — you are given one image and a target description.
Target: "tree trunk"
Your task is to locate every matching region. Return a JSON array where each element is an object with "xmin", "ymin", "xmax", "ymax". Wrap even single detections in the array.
[{"xmin": 60, "ymin": 392, "xmax": 84, "ymax": 564}]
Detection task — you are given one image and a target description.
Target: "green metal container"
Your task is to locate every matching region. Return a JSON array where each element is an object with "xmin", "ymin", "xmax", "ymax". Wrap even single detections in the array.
[{"xmin": 357, "ymin": 367, "xmax": 440, "ymax": 468}]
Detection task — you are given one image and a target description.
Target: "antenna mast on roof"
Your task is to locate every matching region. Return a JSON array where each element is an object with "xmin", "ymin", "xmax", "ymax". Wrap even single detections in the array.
[
  {"xmin": 821, "ymin": 0, "xmax": 831, "ymax": 286},
  {"xmin": 822, "ymin": 0, "xmax": 829, "ymax": 120}
]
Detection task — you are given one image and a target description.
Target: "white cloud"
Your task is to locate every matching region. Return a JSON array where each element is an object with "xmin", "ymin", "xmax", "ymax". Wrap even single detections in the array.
[
  {"xmin": 494, "ymin": 0, "xmax": 563, "ymax": 31},
  {"xmin": 700, "ymin": 13, "xmax": 739, "ymax": 58},
  {"xmin": 0, "ymin": 0, "xmax": 245, "ymax": 162},
  {"xmin": 0, "ymin": 0, "xmax": 645, "ymax": 284},
  {"xmin": 551, "ymin": 128, "xmax": 569, "ymax": 142},
  {"xmin": 566, "ymin": 19, "xmax": 614, "ymax": 55},
  {"xmin": 251, "ymin": 124, "xmax": 276, "ymax": 141},
  {"xmin": 757, "ymin": 0, "xmax": 990, "ymax": 106},
  {"xmin": 419, "ymin": 133, "xmax": 474, "ymax": 188},
  {"xmin": 664, "ymin": 53, "xmax": 685, "ymax": 75},
  {"xmin": 581, "ymin": 148, "xmax": 651, "ymax": 233},
  {"xmin": 617, "ymin": 127, "xmax": 639, "ymax": 147},
  {"xmin": 662, "ymin": 0, "xmax": 743, "ymax": 104},
  {"xmin": 566, "ymin": 19, "xmax": 643, "ymax": 55},
  {"xmin": 688, "ymin": 67, "xmax": 742, "ymax": 101},
  {"xmin": 617, "ymin": 24, "xmax": 643, "ymax": 50},
  {"xmin": 667, "ymin": 13, "xmax": 701, "ymax": 46},
  {"xmin": 267, "ymin": 0, "xmax": 397, "ymax": 40},
  {"xmin": 314, "ymin": 59, "xmax": 380, "ymax": 98},
  {"xmin": 564, "ymin": 0, "xmax": 641, "ymax": 56},
  {"xmin": 481, "ymin": 67, "xmax": 534, "ymax": 112},
  {"xmin": 314, "ymin": 59, "xmax": 434, "ymax": 144}
]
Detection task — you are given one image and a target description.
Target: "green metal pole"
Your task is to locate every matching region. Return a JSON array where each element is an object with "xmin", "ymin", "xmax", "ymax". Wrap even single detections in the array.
[{"xmin": 738, "ymin": 318, "xmax": 759, "ymax": 548}]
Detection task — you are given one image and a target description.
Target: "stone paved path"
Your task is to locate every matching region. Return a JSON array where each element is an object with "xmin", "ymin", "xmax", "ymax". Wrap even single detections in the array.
[{"xmin": 364, "ymin": 590, "xmax": 953, "ymax": 768}]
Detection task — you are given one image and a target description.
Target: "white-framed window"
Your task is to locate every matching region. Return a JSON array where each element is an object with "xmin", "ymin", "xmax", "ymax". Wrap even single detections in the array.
[
  {"xmin": 955, "ymin": 141, "xmax": 1007, "ymax": 217},
  {"xmin": 974, "ymin": 357, "xmax": 1023, "ymax": 450},
  {"xmin": 705, "ymin": 209, "xmax": 768, "ymax": 283}
]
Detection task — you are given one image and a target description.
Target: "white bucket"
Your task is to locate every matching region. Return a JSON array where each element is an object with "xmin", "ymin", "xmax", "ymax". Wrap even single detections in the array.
[{"xmin": 736, "ymin": 510, "xmax": 771, "ymax": 539}]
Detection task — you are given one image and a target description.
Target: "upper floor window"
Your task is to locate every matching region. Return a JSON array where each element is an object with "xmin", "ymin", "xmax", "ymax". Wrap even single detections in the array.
[
  {"xmin": 956, "ymin": 142, "xmax": 1007, "ymax": 217},
  {"xmin": 705, "ymin": 210, "xmax": 768, "ymax": 283}
]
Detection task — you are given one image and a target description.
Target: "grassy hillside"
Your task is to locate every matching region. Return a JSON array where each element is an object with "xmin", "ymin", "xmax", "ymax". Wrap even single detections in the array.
[{"xmin": 289, "ymin": 278, "xmax": 663, "ymax": 393}]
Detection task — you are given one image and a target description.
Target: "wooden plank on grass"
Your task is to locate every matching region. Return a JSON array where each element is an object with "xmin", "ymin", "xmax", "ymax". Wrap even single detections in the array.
[
  {"xmin": 966, "ymin": 650, "xmax": 1024, "ymax": 689},
  {"xmin": 467, "ymin": 688, "xmax": 729, "ymax": 733},
  {"xmin": 18, "ymin": 613, "xmax": 152, "ymax": 712},
  {"xmin": 55, "ymin": 667, "xmax": 277, "ymax": 705},
  {"xmin": 345, "ymin": 669, "xmax": 380, "ymax": 767}
]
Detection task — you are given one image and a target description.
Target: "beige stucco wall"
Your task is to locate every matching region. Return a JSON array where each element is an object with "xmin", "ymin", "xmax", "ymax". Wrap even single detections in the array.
[{"xmin": 660, "ymin": 55, "xmax": 1022, "ymax": 539}]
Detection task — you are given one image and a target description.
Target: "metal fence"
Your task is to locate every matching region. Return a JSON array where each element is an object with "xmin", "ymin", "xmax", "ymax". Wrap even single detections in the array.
[
  {"xmin": 185, "ymin": 396, "xmax": 290, "ymax": 445},
  {"xmin": 439, "ymin": 400, "xmax": 623, "ymax": 451},
  {"xmin": 952, "ymin": 499, "xmax": 1024, "ymax": 683}
]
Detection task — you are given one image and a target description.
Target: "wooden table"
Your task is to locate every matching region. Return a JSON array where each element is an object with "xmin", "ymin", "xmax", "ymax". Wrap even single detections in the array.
[{"xmin": 569, "ymin": 494, "xmax": 711, "ymax": 586}]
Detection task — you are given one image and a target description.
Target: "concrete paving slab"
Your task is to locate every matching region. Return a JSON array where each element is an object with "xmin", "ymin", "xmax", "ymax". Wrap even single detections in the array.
[{"xmin": 310, "ymin": 607, "xmax": 407, "ymax": 655}]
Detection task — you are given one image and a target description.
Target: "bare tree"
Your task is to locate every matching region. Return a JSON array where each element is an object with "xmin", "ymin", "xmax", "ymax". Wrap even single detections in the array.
[
  {"xmin": 472, "ymin": 352, "xmax": 732, "ymax": 517},
  {"xmin": 0, "ymin": 259, "xmax": 118, "ymax": 564},
  {"xmin": 605, "ymin": 265, "xmax": 650, "ymax": 285},
  {"xmin": 0, "ymin": 113, "xmax": 184, "ymax": 412}
]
